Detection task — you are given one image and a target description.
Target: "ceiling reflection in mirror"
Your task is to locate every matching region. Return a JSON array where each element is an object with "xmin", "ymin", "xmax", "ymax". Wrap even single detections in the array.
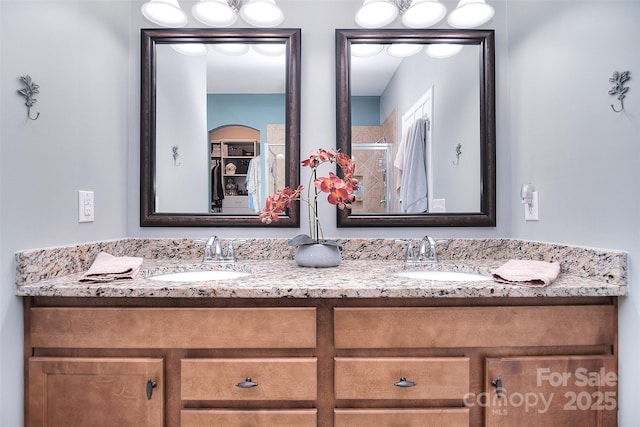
[
  {"xmin": 141, "ymin": 29, "xmax": 301, "ymax": 227},
  {"xmin": 336, "ymin": 29, "xmax": 495, "ymax": 227}
]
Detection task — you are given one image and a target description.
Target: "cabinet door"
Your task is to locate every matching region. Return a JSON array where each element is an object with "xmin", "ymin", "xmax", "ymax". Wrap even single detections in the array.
[
  {"xmin": 28, "ymin": 357, "xmax": 163, "ymax": 427},
  {"xmin": 485, "ymin": 355, "xmax": 616, "ymax": 427}
]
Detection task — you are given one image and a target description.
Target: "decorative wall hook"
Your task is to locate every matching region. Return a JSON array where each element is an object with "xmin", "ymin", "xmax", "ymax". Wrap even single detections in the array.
[
  {"xmin": 172, "ymin": 146, "xmax": 181, "ymax": 166},
  {"xmin": 452, "ymin": 143, "xmax": 462, "ymax": 166},
  {"xmin": 609, "ymin": 70, "xmax": 630, "ymax": 113},
  {"xmin": 17, "ymin": 75, "xmax": 40, "ymax": 120}
]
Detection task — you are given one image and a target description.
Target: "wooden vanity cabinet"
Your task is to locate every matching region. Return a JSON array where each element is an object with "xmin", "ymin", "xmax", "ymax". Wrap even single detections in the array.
[{"xmin": 24, "ymin": 297, "xmax": 617, "ymax": 427}]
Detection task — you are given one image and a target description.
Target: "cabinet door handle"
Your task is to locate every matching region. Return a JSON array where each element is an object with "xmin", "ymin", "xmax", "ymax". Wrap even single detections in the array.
[
  {"xmin": 394, "ymin": 377, "xmax": 417, "ymax": 387},
  {"xmin": 146, "ymin": 379, "xmax": 157, "ymax": 400},
  {"xmin": 491, "ymin": 377, "xmax": 503, "ymax": 398},
  {"xmin": 236, "ymin": 377, "xmax": 259, "ymax": 388}
]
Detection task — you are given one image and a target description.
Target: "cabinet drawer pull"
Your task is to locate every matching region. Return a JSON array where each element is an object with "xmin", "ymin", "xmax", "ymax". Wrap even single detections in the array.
[
  {"xmin": 146, "ymin": 378, "xmax": 157, "ymax": 400},
  {"xmin": 236, "ymin": 377, "xmax": 259, "ymax": 388},
  {"xmin": 394, "ymin": 377, "xmax": 416, "ymax": 388},
  {"xmin": 491, "ymin": 377, "xmax": 503, "ymax": 398}
]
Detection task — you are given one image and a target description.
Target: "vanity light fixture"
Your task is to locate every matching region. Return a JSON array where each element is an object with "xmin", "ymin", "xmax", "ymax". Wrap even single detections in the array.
[
  {"xmin": 141, "ymin": 0, "xmax": 188, "ymax": 27},
  {"xmin": 354, "ymin": 0, "xmax": 493, "ymax": 29},
  {"xmin": 401, "ymin": 0, "xmax": 447, "ymax": 28},
  {"xmin": 240, "ymin": 0, "xmax": 285, "ymax": 27},
  {"xmin": 355, "ymin": 0, "xmax": 399, "ymax": 28},
  {"xmin": 144, "ymin": 0, "xmax": 285, "ymax": 28},
  {"xmin": 447, "ymin": 0, "xmax": 494, "ymax": 28},
  {"xmin": 192, "ymin": 0, "xmax": 239, "ymax": 27}
]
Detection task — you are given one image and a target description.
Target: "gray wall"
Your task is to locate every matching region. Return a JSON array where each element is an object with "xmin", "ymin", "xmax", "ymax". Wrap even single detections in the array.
[{"xmin": 1, "ymin": 1, "xmax": 638, "ymax": 425}]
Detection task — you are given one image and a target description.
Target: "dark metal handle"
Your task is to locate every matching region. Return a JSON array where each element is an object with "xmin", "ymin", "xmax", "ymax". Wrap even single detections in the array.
[
  {"xmin": 394, "ymin": 377, "xmax": 417, "ymax": 387},
  {"xmin": 491, "ymin": 377, "xmax": 503, "ymax": 398},
  {"xmin": 146, "ymin": 379, "xmax": 157, "ymax": 400},
  {"xmin": 236, "ymin": 377, "xmax": 258, "ymax": 388}
]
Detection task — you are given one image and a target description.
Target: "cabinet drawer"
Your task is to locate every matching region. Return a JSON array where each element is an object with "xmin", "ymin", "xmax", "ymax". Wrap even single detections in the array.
[
  {"xmin": 334, "ymin": 306, "xmax": 616, "ymax": 349},
  {"xmin": 335, "ymin": 408, "xmax": 469, "ymax": 427},
  {"xmin": 31, "ymin": 307, "xmax": 316, "ymax": 349},
  {"xmin": 335, "ymin": 357, "xmax": 469, "ymax": 400},
  {"xmin": 181, "ymin": 358, "xmax": 317, "ymax": 401},
  {"xmin": 181, "ymin": 409, "xmax": 317, "ymax": 427}
]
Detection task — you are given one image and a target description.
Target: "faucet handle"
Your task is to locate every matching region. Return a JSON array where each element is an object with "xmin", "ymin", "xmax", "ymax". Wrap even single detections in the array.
[
  {"xmin": 224, "ymin": 239, "xmax": 247, "ymax": 262},
  {"xmin": 395, "ymin": 239, "xmax": 415, "ymax": 262}
]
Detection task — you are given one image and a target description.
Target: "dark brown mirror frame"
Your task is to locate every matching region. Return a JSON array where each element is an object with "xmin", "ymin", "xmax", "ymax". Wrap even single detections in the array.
[
  {"xmin": 336, "ymin": 29, "xmax": 496, "ymax": 227},
  {"xmin": 140, "ymin": 28, "xmax": 301, "ymax": 227}
]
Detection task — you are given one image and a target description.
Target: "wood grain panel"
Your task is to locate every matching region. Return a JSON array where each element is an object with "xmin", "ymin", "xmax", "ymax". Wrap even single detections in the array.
[
  {"xmin": 181, "ymin": 358, "xmax": 317, "ymax": 401},
  {"xmin": 334, "ymin": 408, "xmax": 469, "ymax": 427},
  {"xmin": 334, "ymin": 306, "xmax": 615, "ymax": 349},
  {"xmin": 28, "ymin": 357, "xmax": 163, "ymax": 427},
  {"xmin": 485, "ymin": 355, "xmax": 617, "ymax": 427},
  {"xmin": 335, "ymin": 357, "xmax": 469, "ymax": 400},
  {"xmin": 181, "ymin": 409, "xmax": 317, "ymax": 427},
  {"xmin": 31, "ymin": 307, "xmax": 316, "ymax": 349}
]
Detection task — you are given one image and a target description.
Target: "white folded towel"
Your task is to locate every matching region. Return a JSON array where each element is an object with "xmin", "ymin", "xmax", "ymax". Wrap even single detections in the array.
[
  {"xmin": 79, "ymin": 252, "xmax": 143, "ymax": 283},
  {"xmin": 492, "ymin": 259, "xmax": 561, "ymax": 287}
]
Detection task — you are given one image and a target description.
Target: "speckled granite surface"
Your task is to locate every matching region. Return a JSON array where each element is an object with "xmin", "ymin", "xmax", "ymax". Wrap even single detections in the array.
[{"xmin": 15, "ymin": 238, "xmax": 628, "ymax": 298}]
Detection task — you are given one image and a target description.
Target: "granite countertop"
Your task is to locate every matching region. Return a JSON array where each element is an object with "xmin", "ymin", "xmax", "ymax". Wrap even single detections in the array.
[{"xmin": 14, "ymin": 238, "xmax": 629, "ymax": 299}]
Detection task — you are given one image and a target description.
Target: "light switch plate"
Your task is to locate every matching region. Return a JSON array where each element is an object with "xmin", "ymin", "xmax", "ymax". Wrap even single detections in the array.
[{"xmin": 78, "ymin": 190, "xmax": 94, "ymax": 223}]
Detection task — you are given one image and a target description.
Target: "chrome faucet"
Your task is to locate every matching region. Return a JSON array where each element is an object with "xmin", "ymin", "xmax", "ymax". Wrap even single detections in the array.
[
  {"xmin": 203, "ymin": 236, "xmax": 224, "ymax": 262},
  {"xmin": 416, "ymin": 235, "xmax": 438, "ymax": 263},
  {"xmin": 203, "ymin": 236, "xmax": 245, "ymax": 263},
  {"xmin": 397, "ymin": 235, "xmax": 438, "ymax": 263}
]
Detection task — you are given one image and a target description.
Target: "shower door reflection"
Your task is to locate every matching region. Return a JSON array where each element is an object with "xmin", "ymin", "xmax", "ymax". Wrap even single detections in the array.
[{"xmin": 351, "ymin": 143, "xmax": 393, "ymax": 214}]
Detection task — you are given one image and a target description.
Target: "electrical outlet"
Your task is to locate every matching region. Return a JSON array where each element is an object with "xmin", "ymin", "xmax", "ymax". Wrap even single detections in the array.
[
  {"xmin": 78, "ymin": 190, "xmax": 94, "ymax": 223},
  {"xmin": 525, "ymin": 192, "xmax": 539, "ymax": 221}
]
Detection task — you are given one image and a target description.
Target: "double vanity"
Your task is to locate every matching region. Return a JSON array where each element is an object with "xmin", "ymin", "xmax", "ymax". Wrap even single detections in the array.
[{"xmin": 17, "ymin": 238, "xmax": 626, "ymax": 427}]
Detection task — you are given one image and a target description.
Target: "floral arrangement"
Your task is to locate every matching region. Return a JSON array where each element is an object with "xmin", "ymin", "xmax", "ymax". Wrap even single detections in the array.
[{"xmin": 260, "ymin": 148, "xmax": 359, "ymax": 246}]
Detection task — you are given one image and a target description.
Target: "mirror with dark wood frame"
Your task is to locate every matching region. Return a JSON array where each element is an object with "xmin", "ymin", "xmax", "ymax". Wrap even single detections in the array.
[
  {"xmin": 141, "ymin": 28, "xmax": 301, "ymax": 227},
  {"xmin": 336, "ymin": 29, "xmax": 495, "ymax": 227}
]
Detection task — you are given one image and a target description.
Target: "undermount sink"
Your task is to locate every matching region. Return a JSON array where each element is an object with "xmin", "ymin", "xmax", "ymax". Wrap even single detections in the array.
[
  {"xmin": 149, "ymin": 270, "xmax": 250, "ymax": 282},
  {"xmin": 392, "ymin": 270, "xmax": 489, "ymax": 282}
]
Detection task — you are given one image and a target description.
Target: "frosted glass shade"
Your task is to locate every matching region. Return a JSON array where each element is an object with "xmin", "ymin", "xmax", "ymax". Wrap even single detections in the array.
[
  {"xmin": 447, "ymin": 0, "xmax": 494, "ymax": 28},
  {"xmin": 192, "ymin": 0, "xmax": 238, "ymax": 27},
  {"xmin": 355, "ymin": 0, "xmax": 399, "ymax": 28},
  {"xmin": 141, "ymin": 0, "xmax": 188, "ymax": 27},
  {"xmin": 401, "ymin": 0, "xmax": 446, "ymax": 28},
  {"xmin": 240, "ymin": 0, "xmax": 285, "ymax": 27}
]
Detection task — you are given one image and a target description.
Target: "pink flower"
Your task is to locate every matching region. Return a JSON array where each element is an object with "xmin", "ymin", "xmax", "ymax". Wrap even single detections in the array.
[{"xmin": 259, "ymin": 148, "xmax": 358, "ymax": 242}]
